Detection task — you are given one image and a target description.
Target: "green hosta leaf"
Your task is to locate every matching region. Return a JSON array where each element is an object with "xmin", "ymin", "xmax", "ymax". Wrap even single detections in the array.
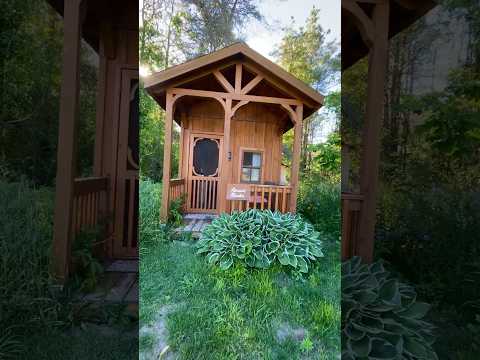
[
  {"xmin": 278, "ymin": 252, "xmax": 290, "ymax": 266},
  {"xmin": 219, "ymin": 256, "xmax": 233, "ymax": 270},
  {"xmin": 297, "ymin": 257, "xmax": 308, "ymax": 273},
  {"xmin": 196, "ymin": 209, "xmax": 324, "ymax": 274},
  {"xmin": 404, "ymin": 337, "xmax": 428, "ymax": 358},
  {"xmin": 288, "ymin": 254, "xmax": 298, "ymax": 268},
  {"xmin": 342, "ymin": 257, "xmax": 438, "ymax": 360},
  {"xmin": 369, "ymin": 338, "xmax": 398, "ymax": 359},
  {"xmin": 349, "ymin": 336, "xmax": 371, "ymax": 357},
  {"xmin": 207, "ymin": 252, "xmax": 220, "ymax": 264},
  {"xmin": 265, "ymin": 241, "xmax": 280, "ymax": 254},
  {"xmin": 395, "ymin": 302, "xmax": 431, "ymax": 319},
  {"xmin": 379, "ymin": 279, "xmax": 401, "ymax": 306},
  {"xmin": 345, "ymin": 324, "xmax": 365, "ymax": 341}
]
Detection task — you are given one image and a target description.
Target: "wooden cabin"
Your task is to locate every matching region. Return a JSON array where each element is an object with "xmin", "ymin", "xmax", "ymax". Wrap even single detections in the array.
[
  {"xmin": 48, "ymin": 0, "xmax": 139, "ymax": 282},
  {"xmin": 144, "ymin": 43, "xmax": 324, "ymax": 219},
  {"xmin": 341, "ymin": 0, "xmax": 436, "ymax": 262}
]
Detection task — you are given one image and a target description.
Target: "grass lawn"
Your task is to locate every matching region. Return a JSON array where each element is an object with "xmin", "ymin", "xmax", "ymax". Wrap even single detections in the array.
[
  {"xmin": 22, "ymin": 325, "xmax": 138, "ymax": 360},
  {"xmin": 140, "ymin": 236, "xmax": 340, "ymax": 359}
]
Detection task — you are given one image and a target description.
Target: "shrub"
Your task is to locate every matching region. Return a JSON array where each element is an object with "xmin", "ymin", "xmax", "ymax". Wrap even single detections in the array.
[
  {"xmin": 196, "ymin": 209, "xmax": 324, "ymax": 273},
  {"xmin": 167, "ymin": 194, "xmax": 185, "ymax": 228},
  {"xmin": 298, "ymin": 178, "xmax": 340, "ymax": 239},
  {"xmin": 139, "ymin": 179, "xmax": 167, "ymax": 250},
  {"xmin": 342, "ymin": 257, "xmax": 438, "ymax": 360}
]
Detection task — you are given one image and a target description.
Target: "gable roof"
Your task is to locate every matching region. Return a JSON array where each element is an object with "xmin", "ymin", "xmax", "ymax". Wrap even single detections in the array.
[
  {"xmin": 47, "ymin": 0, "xmax": 137, "ymax": 52},
  {"xmin": 144, "ymin": 42, "xmax": 324, "ymax": 119}
]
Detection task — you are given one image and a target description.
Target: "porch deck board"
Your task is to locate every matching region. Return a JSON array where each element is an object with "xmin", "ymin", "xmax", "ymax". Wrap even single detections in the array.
[
  {"xmin": 81, "ymin": 259, "xmax": 138, "ymax": 305},
  {"xmin": 176, "ymin": 214, "xmax": 217, "ymax": 238}
]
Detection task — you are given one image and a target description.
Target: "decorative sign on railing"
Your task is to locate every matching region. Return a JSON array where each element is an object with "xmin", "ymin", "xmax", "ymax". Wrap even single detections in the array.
[{"xmin": 226, "ymin": 184, "xmax": 250, "ymax": 201}]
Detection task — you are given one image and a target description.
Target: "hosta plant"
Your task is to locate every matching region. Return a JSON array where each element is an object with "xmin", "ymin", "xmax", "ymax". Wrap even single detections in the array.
[
  {"xmin": 196, "ymin": 209, "xmax": 324, "ymax": 273},
  {"xmin": 342, "ymin": 257, "xmax": 438, "ymax": 359}
]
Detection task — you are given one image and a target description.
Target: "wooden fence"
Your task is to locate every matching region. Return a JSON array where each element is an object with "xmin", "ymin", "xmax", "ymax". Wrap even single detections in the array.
[
  {"xmin": 169, "ymin": 178, "xmax": 186, "ymax": 204},
  {"xmin": 72, "ymin": 177, "xmax": 108, "ymax": 234},
  {"xmin": 229, "ymin": 185, "xmax": 292, "ymax": 213},
  {"xmin": 188, "ymin": 177, "xmax": 219, "ymax": 213},
  {"xmin": 341, "ymin": 192, "xmax": 364, "ymax": 260}
]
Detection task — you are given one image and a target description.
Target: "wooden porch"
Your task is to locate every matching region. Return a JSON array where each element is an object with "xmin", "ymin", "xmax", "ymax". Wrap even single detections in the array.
[
  {"xmin": 82, "ymin": 260, "xmax": 138, "ymax": 307},
  {"xmin": 49, "ymin": 0, "xmax": 139, "ymax": 283},
  {"xmin": 169, "ymin": 178, "xmax": 293, "ymax": 214}
]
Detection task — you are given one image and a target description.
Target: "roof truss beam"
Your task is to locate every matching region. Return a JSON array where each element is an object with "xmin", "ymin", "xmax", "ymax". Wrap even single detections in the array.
[
  {"xmin": 240, "ymin": 74, "xmax": 263, "ymax": 95},
  {"xmin": 169, "ymin": 87, "xmax": 302, "ymax": 106}
]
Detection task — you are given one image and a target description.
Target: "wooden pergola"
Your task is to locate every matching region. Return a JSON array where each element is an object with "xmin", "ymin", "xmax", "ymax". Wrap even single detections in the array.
[
  {"xmin": 341, "ymin": 0, "xmax": 437, "ymax": 262},
  {"xmin": 145, "ymin": 43, "xmax": 323, "ymax": 220}
]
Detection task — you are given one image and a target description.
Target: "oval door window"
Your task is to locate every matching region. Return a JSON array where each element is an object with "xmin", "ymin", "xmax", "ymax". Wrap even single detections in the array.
[{"xmin": 193, "ymin": 138, "xmax": 219, "ymax": 176}]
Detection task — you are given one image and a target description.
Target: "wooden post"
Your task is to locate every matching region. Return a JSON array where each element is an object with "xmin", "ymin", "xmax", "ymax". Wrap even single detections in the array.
[
  {"xmin": 357, "ymin": 1, "xmax": 390, "ymax": 263},
  {"xmin": 52, "ymin": 0, "xmax": 85, "ymax": 282},
  {"xmin": 161, "ymin": 91, "xmax": 174, "ymax": 220},
  {"xmin": 220, "ymin": 99, "xmax": 232, "ymax": 213},
  {"xmin": 290, "ymin": 104, "xmax": 303, "ymax": 212}
]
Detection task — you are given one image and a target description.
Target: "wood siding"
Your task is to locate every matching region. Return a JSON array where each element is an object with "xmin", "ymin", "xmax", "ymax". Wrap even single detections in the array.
[{"xmin": 179, "ymin": 100, "xmax": 284, "ymax": 207}]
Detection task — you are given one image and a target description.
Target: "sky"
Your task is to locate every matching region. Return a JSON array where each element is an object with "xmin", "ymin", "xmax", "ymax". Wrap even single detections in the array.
[{"xmin": 245, "ymin": 0, "xmax": 340, "ymax": 142}]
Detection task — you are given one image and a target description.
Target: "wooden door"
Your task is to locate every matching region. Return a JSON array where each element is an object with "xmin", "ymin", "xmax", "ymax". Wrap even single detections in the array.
[
  {"xmin": 113, "ymin": 68, "xmax": 139, "ymax": 258},
  {"xmin": 186, "ymin": 133, "xmax": 223, "ymax": 214}
]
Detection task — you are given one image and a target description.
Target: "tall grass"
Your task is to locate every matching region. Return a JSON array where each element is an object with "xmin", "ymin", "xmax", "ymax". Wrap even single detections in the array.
[
  {"xmin": 1, "ymin": 180, "xmax": 139, "ymax": 358},
  {"xmin": 0, "ymin": 181, "xmax": 57, "ymax": 354}
]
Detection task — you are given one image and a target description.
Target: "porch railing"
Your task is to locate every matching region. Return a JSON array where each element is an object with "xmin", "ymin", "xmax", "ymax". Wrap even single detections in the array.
[
  {"xmin": 72, "ymin": 177, "xmax": 108, "ymax": 234},
  {"xmin": 341, "ymin": 192, "xmax": 364, "ymax": 260},
  {"xmin": 229, "ymin": 185, "xmax": 292, "ymax": 213},
  {"xmin": 169, "ymin": 178, "xmax": 186, "ymax": 204}
]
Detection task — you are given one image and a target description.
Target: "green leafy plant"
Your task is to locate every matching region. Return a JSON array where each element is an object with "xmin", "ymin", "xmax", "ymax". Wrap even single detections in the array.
[
  {"xmin": 196, "ymin": 209, "xmax": 324, "ymax": 273},
  {"xmin": 342, "ymin": 257, "xmax": 438, "ymax": 360},
  {"xmin": 0, "ymin": 327, "xmax": 23, "ymax": 359},
  {"xmin": 168, "ymin": 194, "xmax": 185, "ymax": 227},
  {"xmin": 71, "ymin": 229, "xmax": 104, "ymax": 292},
  {"xmin": 300, "ymin": 336, "xmax": 314, "ymax": 353}
]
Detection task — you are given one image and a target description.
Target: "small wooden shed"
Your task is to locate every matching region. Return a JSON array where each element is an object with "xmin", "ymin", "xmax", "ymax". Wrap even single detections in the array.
[{"xmin": 144, "ymin": 43, "xmax": 324, "ymax": 219}]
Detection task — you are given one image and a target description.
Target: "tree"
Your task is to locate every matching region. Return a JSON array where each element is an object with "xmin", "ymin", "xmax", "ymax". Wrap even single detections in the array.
[
  {"xmin": 273, "ymin": 7, "xmax": 340, "ymax": 173},
  {"xmin": 180, "ymin": 0, "xmax": 263, "ymax": 57},
  {"xmin": 0, "ymin": 0, "xmax": 97, "ymax": 185}
]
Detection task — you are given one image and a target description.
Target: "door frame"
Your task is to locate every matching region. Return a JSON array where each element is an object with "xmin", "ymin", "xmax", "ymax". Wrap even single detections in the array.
[
  {"xmin": 186, "ymin": 132, "xmax": 224, "ymax": 214},
  {"xmin": 113, "ymin": 67, "xmax": 139, "ymax": 258}
]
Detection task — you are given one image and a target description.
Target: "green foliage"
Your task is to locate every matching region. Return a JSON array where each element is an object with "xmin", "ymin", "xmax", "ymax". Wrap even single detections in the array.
[
  {"xmin": 412, "ymin": 67, "xmax": 480, "ymax": 166},
  {"xmin": 273, "ymin": 7, "xmax": 339, "ymax": 91},
  {"xmin": 196, "ymin": 210, "xmax": 324, "ymax": 274},
  {"xmin": 273, "ymin": 7, "xmax": 340, "ymax": 174},
  {"xmin": 298, "ymin": 179, "xmax": 340, "ymax": 239},
  {"xmin": 342, "ymin": 257, "xmax": 438, "ymax": 360},
  {"xmin": 0, "ymin": 328, "xmax": 23, "ymax": 360},
  {"xmin": 71, "ymin": 229, "xmax": 104, "ymax": 292},
  {"xmin": 0, "ymin": 1, "xmax": 98, "ymax": 185},
  {"xmin": 0, "ymin": 181, "xmax": 136, "ymax": 358},
  {"xmin": 168, "ymin": 194, "xmax": 185, "ymax": 227},
  {"xmin": 0, "ymin": 181, "xmax": 57, "ymax": 333},
  {"xmin": 308, "ymin": 131, "xmax": 341, "ymax": 180},
  {"xmin": 139, "ymin": 179, "xmax": 169, "ymax": 252}
]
